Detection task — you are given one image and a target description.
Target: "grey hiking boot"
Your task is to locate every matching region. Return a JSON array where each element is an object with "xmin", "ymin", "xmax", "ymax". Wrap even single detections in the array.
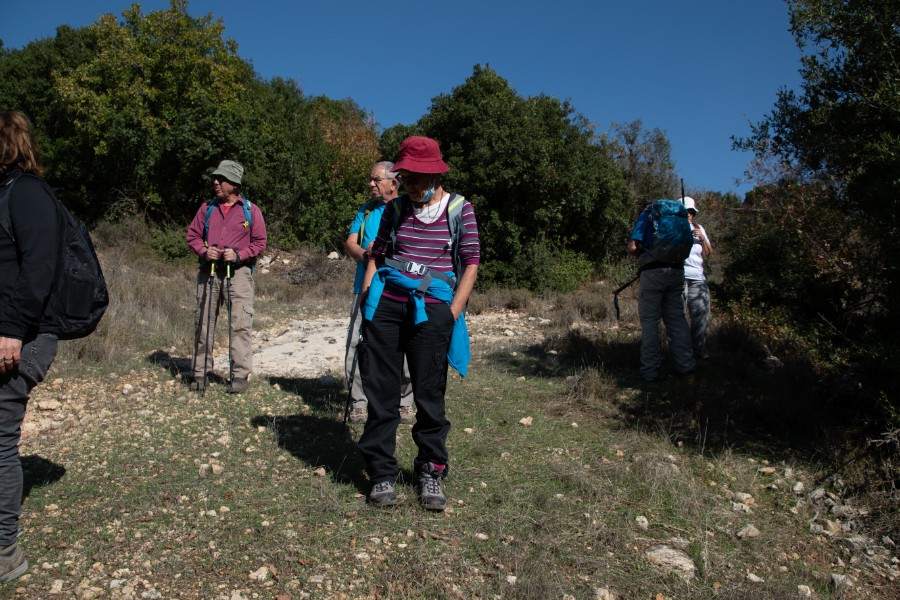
[
  {"xmin": 368, "ymin": 481, "xmax": 397, "ymax": 507},
  {"xmin": 227, "ymin": 378, "xmax": 248, "ymax": 394},
  {"xmin": 399, "ymin": 405, "xmax": 415, "ymax": 425},
  {"xmin": 348, "ymin": 407, "xmax": 368, "ymax": 423},
  {"xmin": 189, "ymin": 377, "xmax": 206, "ymax": 391},
  {"xmin": 0, "ymin": 543, "xmax": 28, "ymax": 583},
  {"xmin": 417, "ymin": 463, "xmax": 447, "ymax": 511}
]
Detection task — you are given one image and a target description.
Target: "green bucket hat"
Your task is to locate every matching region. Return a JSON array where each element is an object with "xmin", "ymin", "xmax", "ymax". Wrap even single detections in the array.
[{"xmin": 212, "ymin": 160, "xmax": 244, "ymax": 185}]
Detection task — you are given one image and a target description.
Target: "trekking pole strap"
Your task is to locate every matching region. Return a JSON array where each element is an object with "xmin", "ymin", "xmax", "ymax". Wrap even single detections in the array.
[{"xmin": 612, "ymin": 274, "xmax": 640, "ymax": 321}]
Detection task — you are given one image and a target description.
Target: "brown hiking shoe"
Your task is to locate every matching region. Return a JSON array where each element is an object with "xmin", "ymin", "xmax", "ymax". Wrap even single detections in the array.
[
  {"xmin": 348, "ymin": 407, "xmax": 368, "ymax": 423},
  {"xmin": 227, "ymin": 378, "xmax": 248, "ymax": 394},
  {"xmin": 399, "ymin": 405, "xmax": 415, "ymax": 425},
  {"xmin": 0, "ymin": 543, "xmax": 28, "ymax": 583}
]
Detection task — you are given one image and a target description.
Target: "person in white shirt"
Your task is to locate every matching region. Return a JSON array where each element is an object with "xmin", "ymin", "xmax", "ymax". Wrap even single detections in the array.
[{"xmin": 680, "ymin": 196, "xmax": 713, "ymax": 359}]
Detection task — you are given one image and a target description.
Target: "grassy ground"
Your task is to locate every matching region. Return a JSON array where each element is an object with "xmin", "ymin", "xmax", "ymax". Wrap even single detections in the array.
[{"xmin": 5, "ymin": 242, "xmax": 898, "ymax": 599}]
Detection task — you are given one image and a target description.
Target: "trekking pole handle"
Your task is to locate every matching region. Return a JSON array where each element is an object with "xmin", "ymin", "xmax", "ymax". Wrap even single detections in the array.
[{"xmin": 210, "ymin": 244, "xmax": 218, "ymax": 276}]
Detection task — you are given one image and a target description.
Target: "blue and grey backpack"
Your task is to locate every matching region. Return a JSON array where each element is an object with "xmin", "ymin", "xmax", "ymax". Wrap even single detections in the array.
[{"xmin": 640, "ymin": 199, "xmax": 694, "ymax": 267}]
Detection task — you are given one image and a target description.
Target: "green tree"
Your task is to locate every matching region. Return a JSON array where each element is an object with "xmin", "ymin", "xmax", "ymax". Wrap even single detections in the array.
[
  {"xmin": 600, "ymin": 119, "xmax": 680, "ymax": 208},
  {"xmin": 384, "ymin": 65, "xmax": 628, "ymax": 290},
  {"xmin": 728, "ymin": 0, "xmax": 900, "ymax": 419},
  {"xmin": 51, "ymin": 0, "xmax": 254, "ymax": 221}
]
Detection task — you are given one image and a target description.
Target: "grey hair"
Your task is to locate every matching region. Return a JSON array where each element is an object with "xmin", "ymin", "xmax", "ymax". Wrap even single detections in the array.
[{"xmin": 374, "ymin": 161, "xmax": 397, "ymax": 180}]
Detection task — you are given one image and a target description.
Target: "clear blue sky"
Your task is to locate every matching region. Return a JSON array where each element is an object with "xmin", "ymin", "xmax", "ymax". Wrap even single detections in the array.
[{"xmin": 4, "ymin": 0, "xmax": 802, "ymax": 197}]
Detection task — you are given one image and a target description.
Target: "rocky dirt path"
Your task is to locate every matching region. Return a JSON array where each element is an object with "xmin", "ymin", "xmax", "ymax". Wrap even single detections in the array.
[{"xmin": 226, "ymin": 310, "xmax": 553, "ymax": 380}]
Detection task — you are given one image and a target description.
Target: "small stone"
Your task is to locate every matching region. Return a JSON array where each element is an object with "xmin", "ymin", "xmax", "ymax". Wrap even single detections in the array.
[
  {"xmin": 830, "ymin": 574, "xmax": 853, "ymax": 590},
  {"xmin": 797, "ymin": 584, "xmax": 812, "ymax": 597},
  {"xmin": 314, "ymin": 467, "xmax": 327, "ymax": 477},
  {"xmin": 506, "ymin": 575, "xmax": 517, "ymax": 585},
  {"xmin": 594, "ymin": 588, "xmax": 615, "ymax": 600},
  {"xmin": 792, "ymin": 482, "xmax": 805, "ymax": 494},
  {"xmin": 464, "ymin": 428, "xmax": 474, "ymax": 434},
  {"xmin": 736, "ymin": 525, "xmax": 760, "ymax": 539},
  {"xmin": 249, "ymin": 566, "xmax": 269, "ymax": 581},
  {"xmin": 198, "ymin": 464, "xmax": 210, "ymax": 476},
  {"xmin": 474, "ymin": 533, "xmax": 489, "ymax": 540},
  {"xmin": 747, "ymin": 572, "xmax": 765, "ymax": 583},
  {"xmin": 211, "ymin": 464, "xmax": 225, "ymax": 475},
  {"xmin": 635, "ymin": 516, "xmax": 649, "ymax": 530},
  {"xmin": 38, "ymin": 400, "xmax": 62, "ymax": 411},
  {"xmin": 645, "ymin": 545, "xmax": 696, "ymax": 582},
  {"xmin": 519, "ymin": 416, "xmax": 533, "ymax": 426}
]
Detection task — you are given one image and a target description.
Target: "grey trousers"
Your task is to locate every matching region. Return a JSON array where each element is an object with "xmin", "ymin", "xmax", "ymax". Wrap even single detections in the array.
[
  {"xmin": 684, "ymin": 279, "xmax": 711, "ymax": 357},
  {"xmin": 638, "ymin": 267, "xmax": 695, "ymax": 380},
  {"xmin": 346, "ymin": 295, "xmax": 412, "ymax": 410},
  {"xmin": 0, "ymin": 334, "xmax": 57, "ymax": 546}
]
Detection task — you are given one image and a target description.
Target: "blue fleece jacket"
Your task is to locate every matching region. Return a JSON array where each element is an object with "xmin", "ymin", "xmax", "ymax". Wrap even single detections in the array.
[{"xmin": 363, "ymin": 266, "xmax": 470, "ymax": 377}]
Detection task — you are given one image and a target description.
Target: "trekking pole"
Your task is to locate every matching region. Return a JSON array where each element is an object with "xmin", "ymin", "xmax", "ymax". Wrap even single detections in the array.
[
  {"xmin": 344, "ymin": 351, "xmax": 359, "ymax": 427},
  {"xmin": 190, "ymin": 274, "xmax": 206, "ymax": 383},
  {"xmin": 343, "ymin": 296, "xmax": 362, "ymax": 426},
  {"xmin": 613, "ymin": 274, "xmax": 640, "ymax": 320},
  {"xmin": 225, "ymin": 247, "xmax": 234, "ymax": 388},
  {"xmin": 202, "ymin": 245, "xmax": 218, "ymax": 396},
  {"xmin": 681, "ymin": 178, "xmax": 685, "ymax": 204}
]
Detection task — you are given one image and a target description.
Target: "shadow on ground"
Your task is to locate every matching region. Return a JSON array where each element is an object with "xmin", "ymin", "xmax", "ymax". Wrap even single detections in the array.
[
  {"xmin": 21, "ymin": 455, "xmax": 66, "ymax": 500},
  {"xmin": 251, "ymin": 375, "xmax": 367, "ymax": 493},
  {"xmin": 481, "ymin": 322, "xmax": 879, "ymax": 467}
]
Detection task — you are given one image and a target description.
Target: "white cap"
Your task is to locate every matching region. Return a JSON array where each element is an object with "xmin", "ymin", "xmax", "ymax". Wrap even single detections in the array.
[{"xmin": 681, "ymin": 196, "xmax": 697, "ymax": 213}]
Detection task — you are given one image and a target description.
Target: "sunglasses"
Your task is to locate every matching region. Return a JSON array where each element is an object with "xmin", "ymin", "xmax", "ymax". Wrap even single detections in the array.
[{"xmin": 397, "ymin": 172, "xmax": 431, "ymax": 187}]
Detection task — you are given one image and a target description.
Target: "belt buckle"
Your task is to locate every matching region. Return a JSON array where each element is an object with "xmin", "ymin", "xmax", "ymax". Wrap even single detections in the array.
[{"xmin": 405, "ymin": 261, "xmax": 427, "ymax": 276}]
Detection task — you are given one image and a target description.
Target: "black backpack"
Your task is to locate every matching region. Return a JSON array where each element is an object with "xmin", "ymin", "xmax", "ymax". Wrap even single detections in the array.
[{"xmin": 0, "ymin": 172, "xmax": 108, "ymax": 340}]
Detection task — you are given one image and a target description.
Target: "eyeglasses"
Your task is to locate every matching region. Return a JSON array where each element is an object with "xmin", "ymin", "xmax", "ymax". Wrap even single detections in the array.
[{"xmin": 370, "ymin": 176, "xmax": 386, "ymax": 183}]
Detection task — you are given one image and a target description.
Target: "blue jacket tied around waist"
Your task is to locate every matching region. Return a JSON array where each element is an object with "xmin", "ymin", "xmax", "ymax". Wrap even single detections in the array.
[{"xmin": 363, "ymin": 266, "xmax": 470, "ymax": 377}]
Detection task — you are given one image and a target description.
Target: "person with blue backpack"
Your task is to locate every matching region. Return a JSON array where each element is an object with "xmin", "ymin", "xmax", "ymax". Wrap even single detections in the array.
[
  {"xmin": 358, "ymin": 136, "xmax": 480, "ymax": 511},
  {"xmin": 186, "ymin": 160, "xmax": 267, "ymax": 394},
  {"xmin": 627, "ymin": 198, "xmax": 695, "ymax": 382}
]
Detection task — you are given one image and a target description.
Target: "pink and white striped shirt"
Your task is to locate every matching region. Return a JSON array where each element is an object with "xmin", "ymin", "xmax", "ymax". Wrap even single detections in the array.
[{"xmin": 371, "ymin": 194, "xmax": 480, "ymax": 302}]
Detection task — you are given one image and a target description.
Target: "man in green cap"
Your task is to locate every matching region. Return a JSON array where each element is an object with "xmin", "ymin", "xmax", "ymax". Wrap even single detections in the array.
[{"xmin": 187, "ymin": 160, "xmax": 267, "ymax": 393}]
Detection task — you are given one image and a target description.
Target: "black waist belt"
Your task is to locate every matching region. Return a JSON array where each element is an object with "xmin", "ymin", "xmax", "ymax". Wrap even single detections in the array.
[{"xmin": 639, "ymin": 261, "xmax": 684, "ymax": 272}]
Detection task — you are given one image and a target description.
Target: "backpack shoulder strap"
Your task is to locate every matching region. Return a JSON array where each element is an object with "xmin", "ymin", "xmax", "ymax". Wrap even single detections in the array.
[
  {"xmin": 241, "ymin": 197, "xmax": 252, "ymax": 228},
  {"xmin": 447, "ymin": 193, "xmax": 464, "ymax": 241},
  {"xmin": 388, "ymin": 195, "xmax": 408, "ymax": 254},
  {"xmin": 357, "ymin": 199, "xmax": 379, "ymax": 244},
  {"xmin": 446, "ymin": 193, "xmax": 465, "ymax": 276},
  {"xmin": 203, "ymin": 200, "xmax": 218, "ymax": 243}
]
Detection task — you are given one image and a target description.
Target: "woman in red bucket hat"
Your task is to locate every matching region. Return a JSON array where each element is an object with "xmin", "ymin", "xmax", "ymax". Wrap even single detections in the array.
[{"xmin": 357, "ymin": 136, "xmax": 481, "ymax": 511}]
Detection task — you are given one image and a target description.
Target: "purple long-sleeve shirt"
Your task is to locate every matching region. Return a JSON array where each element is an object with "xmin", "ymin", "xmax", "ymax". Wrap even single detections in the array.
[{"xmin": 186, "ymin": 197, "xmax": 267, "ymax": 265}]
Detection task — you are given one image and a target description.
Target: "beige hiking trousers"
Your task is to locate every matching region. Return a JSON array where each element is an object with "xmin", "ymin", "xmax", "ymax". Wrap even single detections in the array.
[{"xmin": 193, "ymin": 266, "xmax": 254, "ymax": 381}]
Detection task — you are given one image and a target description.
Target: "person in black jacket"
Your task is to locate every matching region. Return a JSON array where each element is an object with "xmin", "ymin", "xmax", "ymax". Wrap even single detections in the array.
[{"xmin": 0, "ymin": 111, "xmax": 62, "ymax": 582}]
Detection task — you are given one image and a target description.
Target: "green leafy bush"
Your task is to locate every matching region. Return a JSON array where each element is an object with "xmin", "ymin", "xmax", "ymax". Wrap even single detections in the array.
[{"xmin": 147, "ymin": 226, "xmax": 193, "ymax": 262}]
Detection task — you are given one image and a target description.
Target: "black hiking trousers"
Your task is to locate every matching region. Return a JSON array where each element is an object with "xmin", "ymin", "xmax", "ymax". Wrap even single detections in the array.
[{"xmin": 358, "ymin": 298, "xmax": 453, "ymax": 483}]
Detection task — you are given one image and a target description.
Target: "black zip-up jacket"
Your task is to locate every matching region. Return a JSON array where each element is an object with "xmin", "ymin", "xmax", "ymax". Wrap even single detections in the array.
[{"xmin": 0, "ymin": 169, "xmax": 62, "ymax": 341}]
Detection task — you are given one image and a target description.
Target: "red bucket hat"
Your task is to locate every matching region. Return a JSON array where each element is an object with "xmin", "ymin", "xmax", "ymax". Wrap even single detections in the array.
[{"xmin": 391, "ymin": 136, "xmax": 450, "ymax": 174}]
